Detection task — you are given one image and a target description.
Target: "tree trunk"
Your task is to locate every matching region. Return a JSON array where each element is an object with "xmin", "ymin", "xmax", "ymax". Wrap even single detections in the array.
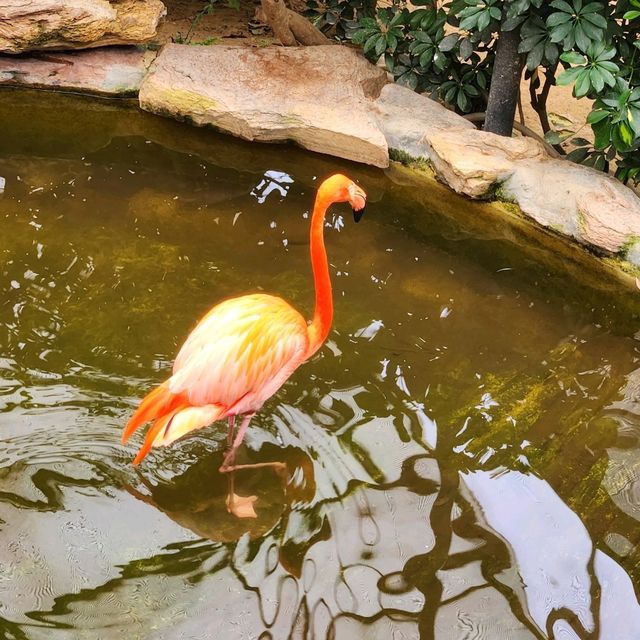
[
  {"xmin": 484, "ymin": 25, "xmax": 523, "ymax": 137},
  {"xmin": 258, "ymin": 0, "xmax": 330, "ymax": 46}
]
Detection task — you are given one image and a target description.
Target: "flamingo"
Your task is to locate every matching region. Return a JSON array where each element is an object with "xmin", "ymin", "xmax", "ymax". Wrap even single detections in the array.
[{"xmin": 121, "ymin": 174, "xmax": 366, "ymax": 474}]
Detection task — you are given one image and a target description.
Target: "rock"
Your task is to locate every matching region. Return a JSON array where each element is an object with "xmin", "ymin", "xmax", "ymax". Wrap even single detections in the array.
[
  {"xmin": 502, "ymin": 156, "xmax": 640, "ymax": 254},
  {"xmin": 0, "ymin": 47, "xmax": 156, "ymax": 96},
  {"xmin": 0, "ymin": 0, "xmax": 166, "ymax": 54},
  {"xmin": 370, "ymin": 85, "xmax": 640, "ymax": 269},
  {"xmin": 371, "ymin": 83, "xmax": 474, "ymax": 161},
  {"xmin": 425, "ymin": 128, "xmax": 545, "ymax": 199},
  {"xmin": 139, "ymin": 44, "xmax": 390, "ymax": 168}
]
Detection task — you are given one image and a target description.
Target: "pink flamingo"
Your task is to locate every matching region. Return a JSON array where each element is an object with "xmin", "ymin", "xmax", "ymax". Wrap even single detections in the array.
[{"xmin": 121, "ymin": 174, "xmax": 366, "ymax": 474}]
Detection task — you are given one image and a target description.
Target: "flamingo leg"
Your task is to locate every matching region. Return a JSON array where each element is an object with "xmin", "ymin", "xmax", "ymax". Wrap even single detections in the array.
[
  {"xmin": 219, "ymin": 412, "xmax": 287, "ymax": 474},
  {"xmin": 226, "ymin": 415, "xmax": 236, "ymax": 447},
  {"xmin": 219, "ymin": 412, "xmax": 255, "ymax": 473}
]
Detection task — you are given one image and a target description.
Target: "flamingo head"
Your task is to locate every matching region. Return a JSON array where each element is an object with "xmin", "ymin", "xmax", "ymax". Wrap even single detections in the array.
[{"xmin": 320, "ymin": 174, "xmax": 367, "ymax": 223}]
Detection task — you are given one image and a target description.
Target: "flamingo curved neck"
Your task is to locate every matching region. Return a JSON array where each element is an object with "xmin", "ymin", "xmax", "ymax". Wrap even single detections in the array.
[{"xmin": 306, "ymin": 192, "xmax": 333, "ymax": 356}]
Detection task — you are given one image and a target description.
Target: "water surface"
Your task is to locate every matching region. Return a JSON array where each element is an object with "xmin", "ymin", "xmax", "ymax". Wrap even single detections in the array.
[{"xmin": 1, "ymin": 89, "xmax": 639, "ymax": 639}]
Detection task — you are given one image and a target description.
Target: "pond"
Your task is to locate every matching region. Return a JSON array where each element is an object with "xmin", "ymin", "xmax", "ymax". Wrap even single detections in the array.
[{"xmin": 1, "ymin": 89, "xmax": 639, "ymax": 640}]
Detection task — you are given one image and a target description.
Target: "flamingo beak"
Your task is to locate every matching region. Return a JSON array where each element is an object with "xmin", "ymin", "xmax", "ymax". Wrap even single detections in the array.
[{"xmin": 348, "ymin": 184, "xmax": 366, "ymax": 223}]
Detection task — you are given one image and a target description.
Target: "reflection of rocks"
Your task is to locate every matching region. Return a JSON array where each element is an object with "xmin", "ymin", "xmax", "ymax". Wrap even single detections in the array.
[
  {"xmin": 0, "ymin": 89, "xmax": 384, "ymax": 200},
  {"xmin": 462, "ymin": 470, "xmax": 640, "ymax": 639},
  {"xmin": 603, "ymin": 366, "xmax": 640, "ymax": 527},
  {"xmin": 0, "ymin": 0, "xmax": 166, "ymax": 53}
]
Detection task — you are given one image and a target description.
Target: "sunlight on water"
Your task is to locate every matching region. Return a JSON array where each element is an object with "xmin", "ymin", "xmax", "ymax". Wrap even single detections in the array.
[{"xmin": 0, "ymin": 89, "xmax": 639, "ymax": 639}]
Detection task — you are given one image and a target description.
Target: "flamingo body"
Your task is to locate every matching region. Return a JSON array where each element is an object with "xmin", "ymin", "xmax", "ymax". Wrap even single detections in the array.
[{"xmin": 122, "ymin": 174, "xmax": 366, "ymax": 468}]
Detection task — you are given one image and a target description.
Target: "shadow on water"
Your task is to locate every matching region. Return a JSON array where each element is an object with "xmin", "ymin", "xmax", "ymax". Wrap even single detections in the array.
[{"xmin": 1, "ymin": 88, "xmax": 640, "ymax": 639}]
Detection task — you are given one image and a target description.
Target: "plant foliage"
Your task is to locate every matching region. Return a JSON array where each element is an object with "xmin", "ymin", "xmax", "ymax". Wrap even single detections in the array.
[{"xmin": 326, "ymin": 0, "xmax": 640, "ymax": 185}]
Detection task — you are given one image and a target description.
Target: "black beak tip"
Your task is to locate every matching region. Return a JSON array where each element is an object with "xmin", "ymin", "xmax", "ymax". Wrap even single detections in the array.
[{"xmin": 353, "ymin": 208, "xmax": 364, "ymax": 223}]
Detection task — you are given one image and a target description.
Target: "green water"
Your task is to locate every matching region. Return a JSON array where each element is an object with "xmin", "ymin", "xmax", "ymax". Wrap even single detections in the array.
[{"xmin": 0, "ymin": 89, "xmax": 639, "ymax": 639}]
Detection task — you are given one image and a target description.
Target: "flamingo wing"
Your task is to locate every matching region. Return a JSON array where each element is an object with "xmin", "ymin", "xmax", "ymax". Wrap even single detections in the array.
[{"xmin": 170, "ymin": 294, "xmax": 309, "ymax": 409}]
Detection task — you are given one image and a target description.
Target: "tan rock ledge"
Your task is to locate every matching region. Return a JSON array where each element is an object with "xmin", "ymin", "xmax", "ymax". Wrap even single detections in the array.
[
  {"xmin": 374, "ymin": 89, "xmax": 640, "ymax": 268},
  {"xmin": 138, "ymin": 44, "xmax": 390, "ymax": 168},
  {"xmin": 0, "ymin": 47, "xmax": 157, "ymax": 96},
  {"xmin": 0, "ymin": 0, "xmax": 166, "ymax": 54}
]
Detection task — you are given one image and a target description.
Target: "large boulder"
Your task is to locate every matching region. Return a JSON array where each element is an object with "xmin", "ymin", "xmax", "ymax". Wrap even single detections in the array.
[
  {"xmin": 503, "ymin": 155, "xmax": 640, "ymax": 255},
  {"xmin": 371, "ymin": 83, "xmax": 474, "ymax": 160},
  {"xmin": 425, "ymin": 127, "xmax": 545, "ymax": 199},
  {"xmin": 0, "ymin": 46, "xmax": 156, "ymax": 95},
  {"xmin": 0, "ymin": 0, "xmax": 166, "ymax": 54},
  {"xmin": 139, "ymin": 44, "xmax": 390, "ymax": 168}
]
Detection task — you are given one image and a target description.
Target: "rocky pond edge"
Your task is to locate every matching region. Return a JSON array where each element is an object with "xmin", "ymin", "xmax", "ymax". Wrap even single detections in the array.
[{"xmin": 2, "ymin": 43, "xmax": 640, "ymax": 288}]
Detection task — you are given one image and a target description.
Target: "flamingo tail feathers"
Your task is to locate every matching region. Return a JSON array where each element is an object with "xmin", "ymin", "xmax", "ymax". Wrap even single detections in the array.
[
  {"xmin": 131, "ymin": 403, "xmax": 226, "ymax": 466},
  {"xmin": 121, "ymin": 382, "xmax": 185, "ymax": 444}
]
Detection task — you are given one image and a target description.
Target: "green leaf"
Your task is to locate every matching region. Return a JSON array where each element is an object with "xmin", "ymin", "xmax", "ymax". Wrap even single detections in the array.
[
  {"xmin": 389, "ymin": 10, "xmax": 406, "ymax": 26},
  {"xmin": 582, "ymin": 11, "xmax": 607, "ymax": 28},
  {"xmin": 549, "ymin": 21, "xmax": 573, "ymax": 42},
  {"xmin": 519, "ymin": 34, "xmax": 545, "ymax": 53},
  {"xmin": 598, "ymin": 66, "xmax": 617, "ymax": 88},
  {"xmin": 433, "ymin": 50, "xmax": 448, "ymax": 70},
  {"xmin": 545, "ymin": 130, "xmax": 563, "ymax": 144},
  {"xmin": 566, "ymin": 146, "xmax": 590, "ymax": 163},
  {"xmin": 397, "ymin": 70, "xmax": 418, "ymax": 90},
  {"xmin": 579, "ymin": 18, "xmax": 602, "ymax": 40},
  {"xmin": 557, "ymin": 66, "xmax": 583, "ymax": 85},
  {"xmin": 550, "ymin": 0, "xmax": 574, "ymax": 12},
  {"xmin": 544, "ymin": 42, "xmax": 559, "ymax": 63},
  {"xmin": 589, "ymin": 67, "xmax": 604, "ymax": 93},
  {"xmin": 363, "ymin": 33, "xmax": 381, "ymax": 54},
  {"xmin": 629, "ymin": 106, "xmax": 640, "ymax": 136},
  {"xmin": 456, "ymin": 89, "xmax": 470, "ymax": 112},
  {"xmin": 624, "ymin": 10, "xmax": 640, "ymax": 19},
  {"xmin": 419, "ymin": 48, "xmax": 435, "ymax": 67},
  {"xmin": 593, "ymin": 119, "xmax": 612, "ymax": 149},
  {"xmin": 619, "ymin": 121, "xmax": 635, "ymax": 146},
  {"xmin": 444, "ymin": 85, "xmax": 457, "ymax": 104},
  {"xmin": 575, "ymin": 68, "xmax": 592, "ymax": 96},
  {"xmin": 581, "ymin": 2, "xmax": 604, "ymax": 13},
  {"xmin": 439, "ymin": 33, "xmax": 459, "ymax": 51},
  {"xmin": 586, "ymin": 109, "xmax": 610, "ymax": 124},
  {"xmin": 547, "ymin": 11, "xmax": 572, "ymax": 27},
  {"xmin": 560, "ymin": 51, "xmax": 585, "ymax": 64},
  {"xmin": 598, "ymin": 60, "xmax": 619, "ymax": 73},
  {"xmin": 574, "ymin": 23, "xmax": 591, "ymax": 52},
  {"xmin": 459, "ymin": 37, "xmax": 474, "ymax": 59},
  {"xmin": 502, "ymin": 15, "xmax": 526, "ymax": 30},
  {"xmin": 618, "ymin": 88, "xmax": 632, "ymax": 109},
  {"xmin": 477, "ymin": 10, "xmax": 492, "ymax": 32},
  {"xmin": 526, "ymin": 43, "xmax": 545, "ymax": 69}
]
